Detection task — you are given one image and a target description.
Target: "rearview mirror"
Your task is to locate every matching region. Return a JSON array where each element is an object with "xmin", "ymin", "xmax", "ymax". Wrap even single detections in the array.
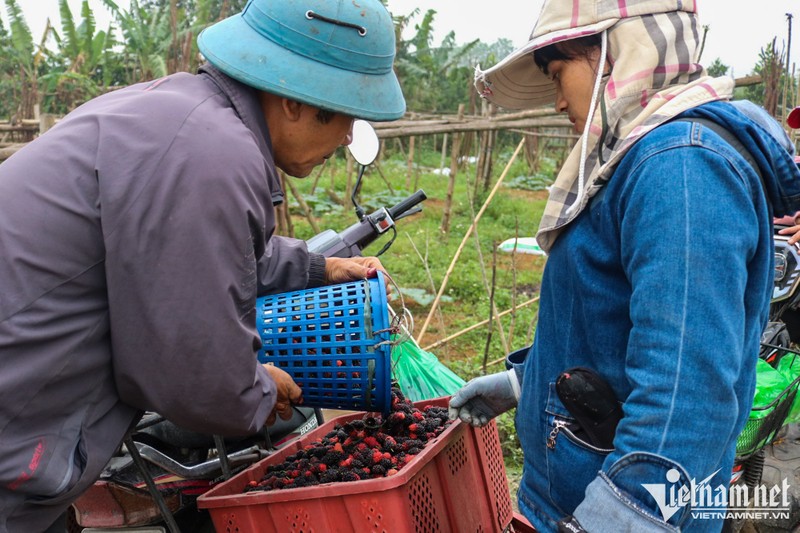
[{"xmin": 347, "ymin": 120, "xmax": 380, "ymax": 166}]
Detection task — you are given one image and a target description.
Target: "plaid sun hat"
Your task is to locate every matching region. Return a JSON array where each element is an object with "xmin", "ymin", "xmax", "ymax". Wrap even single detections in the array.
[
  {"xmin": 475, "ymin": 0, "xmax": 699, "ymax": 110},
  {"xmin": 480, "ymin": 0, "xmax": 735, "ymax": 252}
]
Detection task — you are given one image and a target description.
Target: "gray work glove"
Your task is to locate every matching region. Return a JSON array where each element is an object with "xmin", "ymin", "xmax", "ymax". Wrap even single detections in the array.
[{"xmin": 448, "ymin": 369, "xmax": 521, "ymax": 427}]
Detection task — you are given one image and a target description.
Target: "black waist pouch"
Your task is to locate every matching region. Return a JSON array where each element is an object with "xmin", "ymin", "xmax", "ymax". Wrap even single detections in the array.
[{"xmin": 555, "ymin": 367, "xmax": 624, "ymax": 449}]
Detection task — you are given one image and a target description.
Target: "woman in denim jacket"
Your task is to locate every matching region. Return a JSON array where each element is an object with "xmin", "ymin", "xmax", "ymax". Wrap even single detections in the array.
[{"xmin": 449, "ymin": 0, "xmax": 800, "ymax": 531}]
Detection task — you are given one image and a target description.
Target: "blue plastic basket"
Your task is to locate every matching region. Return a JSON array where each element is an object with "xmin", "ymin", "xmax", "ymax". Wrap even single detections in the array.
[{"xmin": 255, "ymin": 272, "xmax": 392, "ymax": 412}]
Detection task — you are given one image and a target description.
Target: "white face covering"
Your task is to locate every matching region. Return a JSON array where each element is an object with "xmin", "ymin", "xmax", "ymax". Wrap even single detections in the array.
[{"xmin": 535, "ymin": 10, "xmax": 734, "ymax": 253}]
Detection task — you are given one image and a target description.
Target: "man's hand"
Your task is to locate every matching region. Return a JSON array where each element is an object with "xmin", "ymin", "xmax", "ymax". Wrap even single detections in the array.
[
  {"xmin": 775, "ymin": 212, "xmax": 800, "ymax": 245},
  {"xmin": 324, "ymin": 256, "xmax": 391, "ymax": 294},
  {"xmin": 263, "ymin": 364, "xmax": 303, "ymax": 425},
  {"xmin": 448, "ymin": 369, "xmax": 521, "ymax": 427},
  {"xmin": 777, "ymin": 223, "xmax": 800, "ymax": 245},
  {"xmin": 324, "ymin": 256, "xmax": 385, "ymax": 284}
]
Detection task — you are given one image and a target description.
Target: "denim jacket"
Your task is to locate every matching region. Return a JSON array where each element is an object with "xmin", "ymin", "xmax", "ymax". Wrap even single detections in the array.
[{"xmin": 512, "ymin": 101, "xmax": 800, "ymax": 532}]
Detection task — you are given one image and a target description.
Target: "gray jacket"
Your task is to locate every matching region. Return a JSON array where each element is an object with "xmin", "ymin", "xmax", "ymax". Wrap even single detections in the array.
[{"xmin": 0, "ymin": 65, "xmax": 325, "ymax": 530}]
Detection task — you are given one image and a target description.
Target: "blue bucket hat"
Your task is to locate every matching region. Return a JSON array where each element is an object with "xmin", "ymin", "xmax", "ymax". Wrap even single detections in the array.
[{"xmin": 198, "ymin": 0, "xmax": 405, "ymax": 121}]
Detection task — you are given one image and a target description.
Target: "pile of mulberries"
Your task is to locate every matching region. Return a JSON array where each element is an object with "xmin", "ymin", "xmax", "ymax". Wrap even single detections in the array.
[{"xmin": 244, "ymin": 388, "xmax": 452, "ymax": 492}]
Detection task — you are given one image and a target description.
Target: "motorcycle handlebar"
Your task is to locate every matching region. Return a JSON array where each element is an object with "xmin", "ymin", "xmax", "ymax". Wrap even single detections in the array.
[
  {"xmin": 389, "ymin": 189, "xmax": 427, "ymax": 220},
  {"xmin": 307, "ymin": 189, "xmax": 428, "ymax": 258}
]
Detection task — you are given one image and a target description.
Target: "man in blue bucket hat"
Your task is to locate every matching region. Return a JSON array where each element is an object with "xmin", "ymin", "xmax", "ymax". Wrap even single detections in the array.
[{"xmin": 0, "ymin": 0, "xmax": 404, "ymax": 530}]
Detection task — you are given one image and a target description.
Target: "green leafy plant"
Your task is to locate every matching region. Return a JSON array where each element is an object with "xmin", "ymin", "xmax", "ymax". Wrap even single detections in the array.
[
  {"xmin": 103, "ymin": 0, "xmax": 170, "ymax": 81},
  {"xmin": 38, "ymin": 0, "xmax": 116, "ymax": 113},
  {"xmin": 0, "ymin": 0, "xmax": 38, "ymax": 119}
]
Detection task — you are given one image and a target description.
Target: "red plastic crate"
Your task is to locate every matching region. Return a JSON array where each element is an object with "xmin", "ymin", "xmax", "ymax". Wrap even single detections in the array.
[
  {"xmin": 197, "ymin": 397, "xmax": 514, "ymax": 532},
  {"xmin": 510, "ymin": 512, "xmax": 537, "ymax": 532}
]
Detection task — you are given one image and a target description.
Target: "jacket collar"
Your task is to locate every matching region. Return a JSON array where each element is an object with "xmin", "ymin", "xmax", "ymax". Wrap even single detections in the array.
[{"xmin": 198, "ymin": 63, "xmax": 285, "ymax": 204}]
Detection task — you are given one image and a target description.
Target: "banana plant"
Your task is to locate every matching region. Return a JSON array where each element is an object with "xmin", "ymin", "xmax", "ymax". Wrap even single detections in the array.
[
  {"xmin": 163, "ymin": 0, "xmax": 208, "ymax": 75},
  {"xmin": 103, "ymin": 0, "xmax": 170, "ymax": 81},
  {"xmin": 144, "ymin": 0, "xmax": 246, "ymax": 76},
  {"xmin": 38, "ymin": 0, "xmax": 117, "ymax": 113},
  {"xmin": 104, "ymin": 0, "xmax": 247, "ymax": 80},
  {"xmin": 0, "ymin": 0, "xmax": 39, "ymax": 119},
  {"xmin": 180, "ymin": 0, "xmax": 248, "ymax": 72},
  {"xmin": 392, "ymin": 7, "xmax": 480, "ymax": 113}
]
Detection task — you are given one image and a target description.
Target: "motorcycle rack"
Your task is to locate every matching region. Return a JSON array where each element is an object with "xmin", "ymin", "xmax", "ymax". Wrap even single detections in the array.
[
  {"xmin": 123, "ymin": 431, "xmax": 268, "ymax": 533},
  {"xmin": 131, "ymin": 441, "xmax": 266, "ymax": 479},
  {"xmin": 125, "ymin": 435, "xmax": 182, "ymax": 533}
]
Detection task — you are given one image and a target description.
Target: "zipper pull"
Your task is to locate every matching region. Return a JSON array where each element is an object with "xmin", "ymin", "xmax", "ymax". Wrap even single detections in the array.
[{"xmin": 547, "ymin": 420, "xmax": 567, "ymax": 450}]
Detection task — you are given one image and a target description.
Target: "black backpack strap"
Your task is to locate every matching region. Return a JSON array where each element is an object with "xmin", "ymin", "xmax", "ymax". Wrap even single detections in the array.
[{"xmin": 673, "ymin": 117, "xmax": 768, "ymax": 206}]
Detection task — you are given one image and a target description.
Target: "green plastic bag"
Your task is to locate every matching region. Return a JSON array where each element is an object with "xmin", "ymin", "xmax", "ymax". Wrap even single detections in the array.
[
  {"xmin": 391, "ymin": 337, "xmax": 466, "ymax": 402},
  {"xmin": 750, "ymin": 358, "xmax": 790, "ymax": 419},
  {"xmin": 776, "ymin": 353, "xmax": 800, "ymax": 424},
  {"xmin": 737, "ymin": 358, "xmax": 800, "ymax": 456}
]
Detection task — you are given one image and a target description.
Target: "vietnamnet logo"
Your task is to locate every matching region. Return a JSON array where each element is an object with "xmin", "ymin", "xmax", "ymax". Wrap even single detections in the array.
[{"xmin": 642, "ymin": 468, "xmax": 791, "ymax": 521}]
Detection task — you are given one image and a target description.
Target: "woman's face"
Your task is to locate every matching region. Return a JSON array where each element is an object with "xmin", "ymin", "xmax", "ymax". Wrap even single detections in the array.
[{"xmin": 546, "ymin": 47, "xmax": 603, "ymax": 134}]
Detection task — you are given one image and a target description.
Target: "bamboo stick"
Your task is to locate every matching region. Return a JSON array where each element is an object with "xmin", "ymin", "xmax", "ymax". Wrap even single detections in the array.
[
  {"xmin": 406, "ymin": 135, "xmax": 415, "ymax": 190},
  {"xmin": 440, "ymin": 104, "xmax": 465, "ymax": 235},
  {"xmin": 482, "ymin": 245, "xmax": 498, "ymax": 373},
  {"xmin": 415, "ymin": 137, "xmax": 526, "ymax": 344},
  {"xmin": 423, "ymin": 296, "xmax": 540, "ymax": 352}
]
